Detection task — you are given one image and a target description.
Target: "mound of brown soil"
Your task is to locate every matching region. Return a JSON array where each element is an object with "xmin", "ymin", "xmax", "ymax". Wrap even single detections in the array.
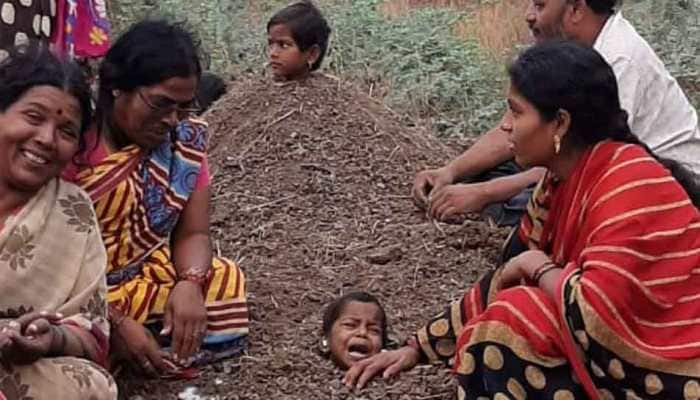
[{"xmin": 120, "ymin": 75, "xmax": 508, "ymax": 399}]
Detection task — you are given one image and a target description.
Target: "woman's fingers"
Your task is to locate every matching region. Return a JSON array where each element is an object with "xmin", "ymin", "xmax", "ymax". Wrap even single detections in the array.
[
  {"xmin": 194, "ymin": 321, "xmax": 207, "ymax": 354},
  {"xmin": 15, "ymin": 311, "xmax": 62, "ymax": 329},
  {"xmin": 136, "ymin": 337, "xmax": 168, "ymax": 376},
  {"xmin": 430, "ymin": 189, "xmax": 459, "ymax": 221},
  {"xmin": 25, "ymin": 318, "xmax": 51, "ymax": 337},
  {"xmin": 3, "ymin": 311, "xmax": 59, "ymax": 341},
  {"xmin": 342, "ymin": 352, "xmax": 400, "ymax": 390},
  {"xmin": 355, "ymin": 357, "xmax": 387, "ymax": 390},
  {"xmin": 136, "ymin": 353, "xmax": 157, "ymax": 376},
  {"xmin": 412, "ymin": 172, "xmax": 435, "ymax": 208},
  {"xmin": 439, "ymin": 206, "xmax": 457, "ymax": 221},
  {"xmin": 0, "ymin": 331, "xmax": 12, "ymax": 351},
  {"xmin": 382, "ymin": 357, "xmax": 405, "ymax": 379},
  {"xmin": 160, "ymin": 307, "xmax": 173, "ymax": 337},
  {"xmin": 7, "ymin": 330, "xmax": 48, "ymax": 357},
  {"xmin": 427, "ymin": 188, "xmax": 445, "ymax": 218},
  {"xmin": 170, "ymin": 315, "xmax": 186, "ymax": 362},
  {"xmin": 342, "ymin": 359, "xmax": 368, "ymax": 388},
  {"xmin": 180, "ymin": 321, "xmax": 196, "ymax": 362},
  {"xmin": 144, "ymin": 343, "xmax": 169, "ymax": 373}
]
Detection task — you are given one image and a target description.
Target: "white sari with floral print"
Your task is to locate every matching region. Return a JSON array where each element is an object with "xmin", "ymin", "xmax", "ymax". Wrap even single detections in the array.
[{"xmin": 0, "ymin": 178, "xmax": 117, "ymax": 400}]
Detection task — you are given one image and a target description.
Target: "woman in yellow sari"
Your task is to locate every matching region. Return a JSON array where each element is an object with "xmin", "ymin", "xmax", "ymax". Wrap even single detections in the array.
[
  {"xmin": 0, "ymin": 46, "xmax": 116, "ymax": 399},
  {"xmin": 63, "ymin": 21, "xmax": 249, "ymax": 376}
]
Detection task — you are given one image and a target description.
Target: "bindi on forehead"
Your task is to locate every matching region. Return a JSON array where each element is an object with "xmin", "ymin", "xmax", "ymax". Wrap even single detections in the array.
[
  {"xmin": 39, "ymin": 103, "xmax": 75, "ymax": 118},
  {"xmin": 31, "ymin": 101, "xmax": 80, "ymax": 126}
]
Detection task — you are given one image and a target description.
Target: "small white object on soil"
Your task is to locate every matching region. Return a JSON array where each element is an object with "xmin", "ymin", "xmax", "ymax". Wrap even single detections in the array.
[{"xmin": 178, "ymin": 386, "xmax": 202, "ymax": 400}]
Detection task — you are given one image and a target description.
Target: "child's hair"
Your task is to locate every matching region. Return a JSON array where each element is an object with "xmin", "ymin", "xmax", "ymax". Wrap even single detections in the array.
[
  {"xmin": 267, "ymin": 1, "xmax": 331, "ymax": 71},
  {"xmin": 322, "ymin": 291, "xmax": 388, "ymax": 346}
]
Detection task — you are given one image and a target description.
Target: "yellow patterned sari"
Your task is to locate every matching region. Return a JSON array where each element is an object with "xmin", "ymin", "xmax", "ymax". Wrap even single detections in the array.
[{"xmin": 64, "ymin": 119, "xmax": 248, "ymax": 365}]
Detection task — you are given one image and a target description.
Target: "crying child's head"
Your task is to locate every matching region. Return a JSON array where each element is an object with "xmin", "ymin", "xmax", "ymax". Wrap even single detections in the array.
[{"xmin": 322, "ymin": 292, "xmax": 387, "ymax": 369}]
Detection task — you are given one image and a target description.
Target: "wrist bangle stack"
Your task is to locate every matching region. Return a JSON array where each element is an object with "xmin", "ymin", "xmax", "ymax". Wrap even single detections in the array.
[
  {"xmin": 530, "ymin": 261, "xmax": 561, "ymax": 284},
  {"xmin": 177, "ymin": 268, "xmax": 213, "ymax": 292}
]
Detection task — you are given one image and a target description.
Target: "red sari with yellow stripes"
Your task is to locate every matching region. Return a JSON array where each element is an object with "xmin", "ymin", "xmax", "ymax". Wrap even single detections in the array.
[
  {"xmin": 64, "ymin": 119, "xmax": 248, "ymax": 365},
  {"xmin": 414, "ymin": 141, "xmax": 700, "ymax": 400}
]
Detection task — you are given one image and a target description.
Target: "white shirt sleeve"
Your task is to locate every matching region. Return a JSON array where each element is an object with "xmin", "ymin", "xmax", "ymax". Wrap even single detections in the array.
[{"xmin": 608, "ymin": 56, "xmax": 643, "ymax": 134}]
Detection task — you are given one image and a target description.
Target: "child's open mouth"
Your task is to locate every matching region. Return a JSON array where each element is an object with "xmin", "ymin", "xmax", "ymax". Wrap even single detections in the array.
[{"xmin": 347, "ymin": 343, "xmax": 371, "ymax": 360}]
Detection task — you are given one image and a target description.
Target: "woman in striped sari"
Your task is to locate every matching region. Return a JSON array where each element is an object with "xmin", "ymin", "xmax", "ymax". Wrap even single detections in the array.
[
  {"xmin": 63, "ymin": 21, "xmax": 248, "ymax": 376},
  {"xmin": 344, "ymin": 41, "xmax": 700, "ymax": 399}
]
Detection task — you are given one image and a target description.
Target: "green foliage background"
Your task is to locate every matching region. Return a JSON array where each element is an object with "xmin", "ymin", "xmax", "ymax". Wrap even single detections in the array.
[{"xmin": 108, "ymin": 0, "xmax": 699, "ymax": 137}]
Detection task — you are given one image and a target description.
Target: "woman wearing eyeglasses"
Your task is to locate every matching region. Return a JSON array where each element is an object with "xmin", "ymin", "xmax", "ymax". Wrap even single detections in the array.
[{"xmin": 63, "ymin": 20, "xmax": 249, "ymax": 378}]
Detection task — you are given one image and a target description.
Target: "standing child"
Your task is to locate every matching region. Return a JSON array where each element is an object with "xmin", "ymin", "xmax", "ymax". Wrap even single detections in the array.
[
  {"xmin": 267, "ymin": 1, "xmax": 331, "ymax": 81},
  {"xmin": 322, "ymin": 292, "xmax": 388, "ymax": 370}
]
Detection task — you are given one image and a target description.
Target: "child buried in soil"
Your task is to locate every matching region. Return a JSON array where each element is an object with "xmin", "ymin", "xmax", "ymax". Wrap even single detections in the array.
[
  {"xmin": 267, "ymin": 1, "xmax": 331, "ymax": 81},
  {"xmin": 321, "ymin": 292, "xmax": 388, "ymax": 369}
]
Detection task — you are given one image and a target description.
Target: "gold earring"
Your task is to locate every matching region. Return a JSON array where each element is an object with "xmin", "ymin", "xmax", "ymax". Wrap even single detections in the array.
[{"xmin": 554, "ymin": 135, "xmax": 561, "ymax": 155}]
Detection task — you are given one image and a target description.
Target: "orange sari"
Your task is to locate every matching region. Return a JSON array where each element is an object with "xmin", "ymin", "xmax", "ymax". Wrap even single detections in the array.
[{"xmin": 414, "ymin": 141, "xmax": 700, "ymax": 399}]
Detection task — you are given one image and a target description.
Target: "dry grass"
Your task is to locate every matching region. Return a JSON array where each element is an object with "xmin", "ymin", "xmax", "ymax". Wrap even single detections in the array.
[
  {"xmin": 380, "ymin": 0, "xmax": 476, "ymax": 18},
  {"xmin": 455, "ymin": 0, "xmax": 530, "ymax": 59},
  {"xmin": 381, "ymin": 0, "xmax": 529, "ymax": 59}
]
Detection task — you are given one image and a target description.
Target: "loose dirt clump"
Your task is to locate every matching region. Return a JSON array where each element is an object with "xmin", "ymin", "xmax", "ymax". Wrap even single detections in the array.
[{"xmin": 120, "ymin": 75, "xmax": 508, "ymax": 399}]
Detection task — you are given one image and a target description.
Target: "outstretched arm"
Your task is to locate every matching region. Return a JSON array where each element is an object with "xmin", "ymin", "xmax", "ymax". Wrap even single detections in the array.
[{"xmin": 167, "ymin": 187, "xmax": 212, "ymax": 363}]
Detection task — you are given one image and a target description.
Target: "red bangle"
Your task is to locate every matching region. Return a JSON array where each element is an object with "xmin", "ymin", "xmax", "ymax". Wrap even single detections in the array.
[
  {"xmin": 177, "ymin": 268, "xmax": 213, "ymax": 291},
  {"xmin": 530, "ymin": 261, "xmax": 560, "ymax": 284}
]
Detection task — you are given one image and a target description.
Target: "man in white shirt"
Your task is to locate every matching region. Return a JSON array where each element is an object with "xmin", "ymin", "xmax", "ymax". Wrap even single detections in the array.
[{"xmin": 412, "ymin": 0, "xmax": 700, "ymax": 225}]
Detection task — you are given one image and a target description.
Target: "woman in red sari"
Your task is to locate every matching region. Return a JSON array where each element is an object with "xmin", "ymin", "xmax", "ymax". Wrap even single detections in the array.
[{"xmin": 344, "ymin": 41, "xmax": 700, "ymax": 399}]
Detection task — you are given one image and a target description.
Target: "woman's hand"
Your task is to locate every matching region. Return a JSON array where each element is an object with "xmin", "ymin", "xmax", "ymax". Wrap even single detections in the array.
[
  {"xmin": 169, "ymin": 186, "xmax": 211, "ymax": 365},
  {"xmin": 0, "ymin": 311, "xmax": 64, "ymax": 364},
  {"xmin": 112, "ymin": 316, "xmax": 169, "ymax": 376},
  {"xmin": 498, "ymin": 250, "xmax": 552, "ymax": 290},
  {"xmin": 342, "ymin": 346, "xmax": 421, "ymax": 390},
  {"xmin": 428, "ymin": 182, "xmax": 494, "ymax": 221},
  {"xmin": 412, "ymin": 167, "xmax": 455, "ymax": 209},
  {"xmin": 161, "ymin": 281, "xmax": 207, "ymax": 365}
]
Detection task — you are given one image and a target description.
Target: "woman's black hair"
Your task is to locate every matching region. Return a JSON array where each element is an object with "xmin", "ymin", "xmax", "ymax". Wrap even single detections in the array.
[
  {"xmin": 0, "ymin": 44, "xmax": 92, "ymax": 156},
  {"xmin": 322, "ymin": 291, "xmax": 388, "ymax": 347},
  {"xmin": 584, "ymin": 0, "xmax": 621, "ymax": 15},
  {"xmin": 508, "ymin": 40, "xmax": 700, "ymax": 207},
  {"xmin": 196, "ymin": 72, "xmax": 227, "ymax": 114},
  {"xmin": 267, "ymin": 1, "xmax": 331, "ymax": 71},
  {"xmin": 96, "ymin": 19, "xmax": 202, "ymax": 133}
]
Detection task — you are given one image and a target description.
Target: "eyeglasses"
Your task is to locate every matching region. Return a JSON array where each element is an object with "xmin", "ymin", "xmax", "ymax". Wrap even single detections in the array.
[{"xmin": 137, "ymin": 90, "xmax": 201, "ymax": 116}]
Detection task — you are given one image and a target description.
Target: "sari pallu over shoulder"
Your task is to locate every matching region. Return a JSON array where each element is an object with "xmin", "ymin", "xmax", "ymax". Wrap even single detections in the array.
[
  {"xmin": 526, "ymin": 141, "xmax": 700, "ymax": 398},
  {"xmin": 65, "ymin": 118, "xmax": 249, "ymax": 367},
  {"xmin": 73, "ymin": 119, "xmax": 207, "ymax": 272}
]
